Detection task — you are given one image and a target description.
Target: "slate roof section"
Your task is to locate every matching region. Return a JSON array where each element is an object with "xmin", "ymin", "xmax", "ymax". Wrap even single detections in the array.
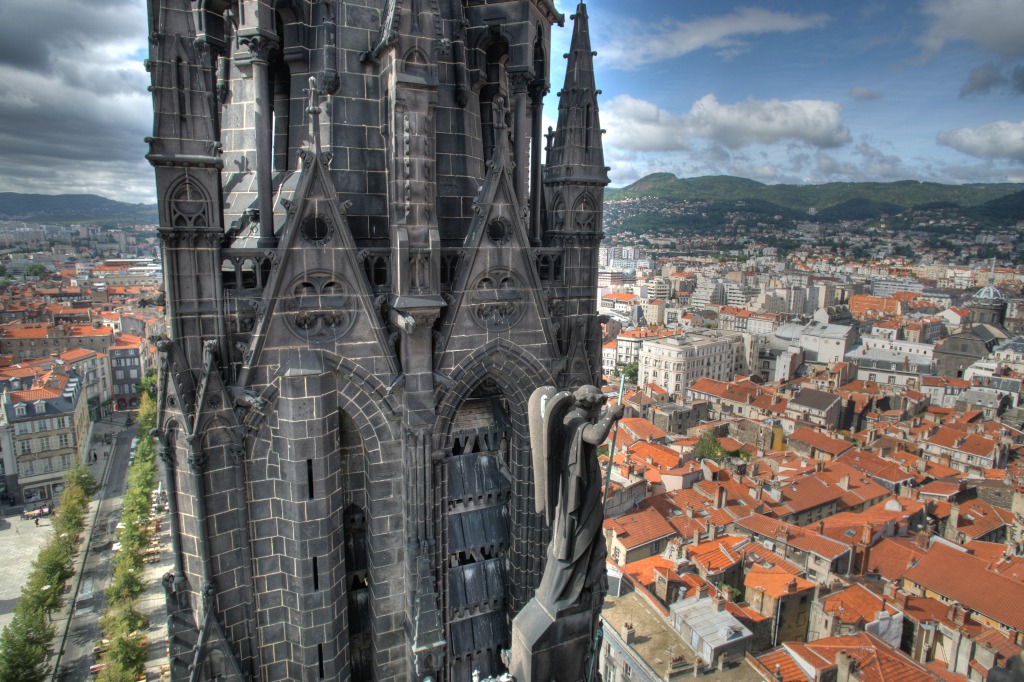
[
  {"xmin": 447, "ymin": 559, "xmax": 505, "ymax": 616},
  {"xmin": 447, "ymin": 506, "xmax": 508, "ymax": 557},
  {"xmin": 446, "ymin": 453, "xmax": 511, "ymax": 506},
  {"xmin": 789, "ymin": 387, "xmax": 840, "ymax": 412},
  {"xmin": 448, "ymin": 610, "xmax": 507, "ymax": 658}
]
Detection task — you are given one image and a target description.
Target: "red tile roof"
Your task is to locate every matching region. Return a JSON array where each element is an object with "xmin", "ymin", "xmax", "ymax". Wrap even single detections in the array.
[
  {"xmin": 744, "ymin": 565, "xmax": 814, "ymax": 599},
  {"xmin": 604, "ymin": 508, "xmax": 676, "ymax": 550},
  {"xmin": 819, "ymin": 584, "xmax": 898, "ymax": 625},
  {"xmin": 903, "ymin": 542, "xmax": 1024, "ymax": 632}
]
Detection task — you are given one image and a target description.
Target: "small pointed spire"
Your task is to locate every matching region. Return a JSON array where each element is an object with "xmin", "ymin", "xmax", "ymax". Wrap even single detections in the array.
[{"xmin": 546, "ymin": 2, "xmax": 608, "ymax": 184}]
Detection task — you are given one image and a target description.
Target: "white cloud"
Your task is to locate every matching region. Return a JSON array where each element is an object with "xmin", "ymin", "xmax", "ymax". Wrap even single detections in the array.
[
  {"xmin": 918, "ymin": 0, "xmax": 1024, "ymax": 59},
  {"xmin": 601, "ymin": 95, "xmax": 690, "ymax": 152},
  {"xmin": 684, "ymin": 95, "xmax": 850, "ymax": 149},
  {"xmin": 599, "ymin": 93, "xmax": 852, "ymax": 173},
  {"xmin": 597, "ymin": 7, "xmax": 829, "ymax": 68},
  {"xmin": 937, "ymin": 120, "xmax": 1024, "ymax": 161}
]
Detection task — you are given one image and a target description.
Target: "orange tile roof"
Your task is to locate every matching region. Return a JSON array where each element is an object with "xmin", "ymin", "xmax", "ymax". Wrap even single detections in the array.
[
  {"xmin": 620, "ymin": 554, "xmax": 677, "ymax": 589},
  {"xmin": 604, "ymin": 508, "xmax": 676, "ymax": 550},
  {"xmin": 799, "ymin": 632, "xmax": 935, "ymax": 682},
  {"xmin": 819, "ymin": 584, "xmax": 898, "ymax": 625},
  {"xmin": 736, "ymin": 513, "xmax": 849, "ymax": 560},
  {"xmin": 603, "ymin": 292, "xmax": 638, "ymax": 301},
  {"xmin": 903, "ymin": 542, "xmax": 1024, "ymax": 631},
  {"xmin": 744, "ymin": 565, "xmax": 814, "ymax": 599},
  {"xmin": 953, "ymin": 498, "xmax": 1013, "ymax": 541},
  {"xmin": 625, "ymin": 441, "xmax": 681, "ymax": 470},
  {"xmin": 754, "ymin": 648, "xmax": 811, "ymax": 682},
  {"xmin": 686, "ymin": 536, "xmax": 746, "ymax": 573},
  {"xmin": 964, "ymin": 540, "xmax": 1011, "ymax": 564},
  {"xmin": 617, "ymin": 418, "xmax": 668, "ymax": 443}
]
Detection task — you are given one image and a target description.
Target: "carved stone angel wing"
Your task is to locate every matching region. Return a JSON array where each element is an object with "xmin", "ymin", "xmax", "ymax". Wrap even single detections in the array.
[{"xmin": 528, "ymin": 386, "xmax": 572, "ymax": 526}]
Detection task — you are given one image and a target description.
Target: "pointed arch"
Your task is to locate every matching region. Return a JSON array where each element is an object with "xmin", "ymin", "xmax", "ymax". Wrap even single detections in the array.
[{"xmin": 434, "ymin": 339, "xmax": 554, "ymax": 625}]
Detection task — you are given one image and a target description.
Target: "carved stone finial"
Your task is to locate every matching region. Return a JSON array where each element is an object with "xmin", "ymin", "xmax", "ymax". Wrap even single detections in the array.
[
  {"xmin": 493, "ymin": 97, "xmax": 508, "ymax": 130},
  {"xmin": 306, "ymin": 76, "xmax": 324, "ymax": 155}
]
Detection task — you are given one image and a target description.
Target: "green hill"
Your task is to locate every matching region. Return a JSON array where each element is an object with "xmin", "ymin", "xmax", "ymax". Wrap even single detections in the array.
[
  {"xmin": 606, "ymin": 174, "xmax": 1022, "ymax": 213},
  {"xmin": 966, "ymin": 189, "xmax": 1024, "ymax": 223},
  {"xmin": 0, "ymin": 192, "xmax": 158, "ymax": 225}
]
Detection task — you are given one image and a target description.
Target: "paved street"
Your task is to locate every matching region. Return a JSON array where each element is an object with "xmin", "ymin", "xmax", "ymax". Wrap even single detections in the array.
[{"xmin": 52, "ymin": 419, "xmax": 136, "ymax": 681}]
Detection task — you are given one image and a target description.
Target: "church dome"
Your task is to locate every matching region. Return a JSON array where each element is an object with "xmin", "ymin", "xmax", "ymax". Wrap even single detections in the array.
[{"xmin": 974, "ymin": 284, "xmax": 1005, "ymax": 302}]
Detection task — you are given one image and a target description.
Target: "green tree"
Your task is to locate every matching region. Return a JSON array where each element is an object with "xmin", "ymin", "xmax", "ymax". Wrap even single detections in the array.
[
  {"xmin": 694, "ymin": 429, "xmax": 724, "ymax": 463},
  {"xmin": 23, "ymin": 264, "xmax": 47, "ymax": 278},
  {"xmin": 64, "ymin": 461, "xmax": 99, "ymax": 500},
  {"xmin": 96, "ymin": 661, "xmax": 138, "ymax": 682},
  {"xmin": 0, "ymin": 603, "xmax": 55, "ymax": 682},
  {"xmin": 619, "ymin": 362, "xmax": 639, "ymax": 384},
  {"xmin": 0, "ymin": 263, "xmax": 8, "ymax": 277},
  {"xmin": 138, "ymin": 368, "xmax": 158, "ymax": 399}
]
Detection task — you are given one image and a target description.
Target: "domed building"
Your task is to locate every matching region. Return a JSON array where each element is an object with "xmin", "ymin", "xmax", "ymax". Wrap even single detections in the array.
[
  {"xmin": 935, "ymin": 261, "xmax": 1010, "ymax": 377},
  {"xmin": 969, "ymin": 260, "xmax": 1008, "ymax": 328}
]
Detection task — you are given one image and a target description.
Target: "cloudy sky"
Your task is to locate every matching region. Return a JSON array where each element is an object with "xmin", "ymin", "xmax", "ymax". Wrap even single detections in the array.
[
  {"xmin": 567, "ymin": 0, "xmax": 1024, "ymax": 188},
  {"xmin": 0, "ymin": 0, "xmax": 1021, "ymax": 203}
]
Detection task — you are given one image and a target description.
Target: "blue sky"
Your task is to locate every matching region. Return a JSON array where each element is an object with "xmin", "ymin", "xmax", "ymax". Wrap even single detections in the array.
[
  {"xmin": 553, "ymin": 0, "xmax": 1024, "ymax": 187},
  {"xmin": 0, "ymin": 0, "xmax": 1020, "ymax": 203}
]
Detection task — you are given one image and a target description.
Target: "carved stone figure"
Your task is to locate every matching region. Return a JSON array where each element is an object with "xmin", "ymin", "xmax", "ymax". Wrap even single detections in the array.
[
  {"xmin": 508, "ymin": 385, "xmax": 622, "ymax": 681},
  {"xmin": 529, "ymin": 384, "xmax": 623, "ymax": 611}
]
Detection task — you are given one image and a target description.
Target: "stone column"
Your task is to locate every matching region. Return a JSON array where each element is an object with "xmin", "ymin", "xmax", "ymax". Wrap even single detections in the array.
[
  {"xmin": 240, "ymin": 35, "xmax": 278, "ymax": 248},
  {"xmin": 154, "ymin": 430, "xmax": 186, "ymax": 587},
  {"xmin": 390, "ymin": 302, "xmax": 446, "ymax": 680},
  {"xmin": 529, "ymin": 80, "xmax": 548, "ymax": 245},
  {"xmin": 510, "ymin": 71, "xmax": 532, "ymax": 206}
]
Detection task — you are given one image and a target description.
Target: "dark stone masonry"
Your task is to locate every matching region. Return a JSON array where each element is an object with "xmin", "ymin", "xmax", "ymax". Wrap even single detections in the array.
[{"xmin": 145, "ymin": 0, "xmax": 608, "ymax": 679}]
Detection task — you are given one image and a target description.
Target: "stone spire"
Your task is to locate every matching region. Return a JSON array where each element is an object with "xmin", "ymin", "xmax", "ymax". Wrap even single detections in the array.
[{"xmin": 545, "ymin": 1, "xmax": 607, "ymax": 184}]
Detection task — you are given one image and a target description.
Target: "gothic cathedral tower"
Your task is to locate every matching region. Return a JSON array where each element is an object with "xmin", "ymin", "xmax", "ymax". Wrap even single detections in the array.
[{"xmin": 145, "ymin": 0, "xmax": 607, "ymax": 679}]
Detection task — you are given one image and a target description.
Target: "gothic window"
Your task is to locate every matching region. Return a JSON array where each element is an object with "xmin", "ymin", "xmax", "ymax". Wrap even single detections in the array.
[
  {"xmin": 551, "ymin": 196, "xmax": 566, "ymax": 232},
  {"xmin": 169, "ymin": 181, "xmax": 210, "ymax": 228},
  {"xmin": 268, "ymin": 5, "xmax": 305, "ymax": 172},
  {"xmin": 240, "ymin": 259, "xmax": 258, "ymax": 289},
  {"xmin": 343, "ymin": 502, "xmax": 371, "ymax": 679},
  {"xmin": 362, "ymin": 253, "xmax": 390, "ymax": 289},
  {"xmin": 538, "ymin": 254, "xmax": 551, "ymax": 281},
  {"xmin": 573, "ymin": 195, "xmax": 596, "ymax": 232},
  {"xmin": 440, "ymin": 253, "xmax": 460, "ymax": 288},
  {"xmin": 260, "ymin": 258, "xmax": 272, "ymax": 288},
  {"xmin": 221, "ymin": 259, "xmax": 238, "ymax": 290}
]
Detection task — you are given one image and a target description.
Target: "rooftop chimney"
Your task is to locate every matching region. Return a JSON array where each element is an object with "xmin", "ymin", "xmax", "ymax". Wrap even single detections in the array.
[{"xmin": 837, "ymin": 651, "xmax": 858, "ymax": 682}]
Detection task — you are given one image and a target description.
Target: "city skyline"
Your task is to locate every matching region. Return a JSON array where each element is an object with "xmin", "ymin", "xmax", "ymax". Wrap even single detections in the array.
[{"xmin": 0, "ymin": 0, "xmax": 1022, "ymax": 204}]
